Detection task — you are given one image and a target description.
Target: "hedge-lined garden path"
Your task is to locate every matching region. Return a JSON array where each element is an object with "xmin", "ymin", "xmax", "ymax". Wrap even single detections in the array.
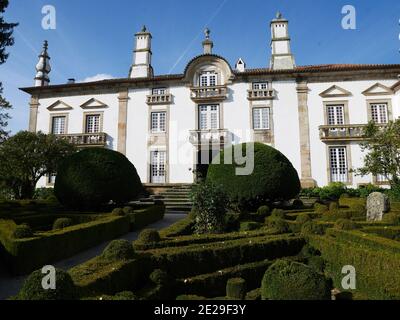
[{"xmin": 0, "ymin": 212, "xmax": 185, "ymax": 300}]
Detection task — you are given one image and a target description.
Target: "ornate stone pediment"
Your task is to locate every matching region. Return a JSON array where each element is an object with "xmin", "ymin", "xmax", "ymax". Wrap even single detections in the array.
[
  {"xmin": 80, "ymin": 98, "xmax": 108, "ymax": 109},
  {"xmin": 319, "ymin": 85, "xmax": 352, "ymax": 98},
  {"xmin": 362, "ymin": 83, "xmax": 393, "ymax": 96},
  {"xmin": 47, "ymin": 100, "xmax": 73, "ymax": 111}
]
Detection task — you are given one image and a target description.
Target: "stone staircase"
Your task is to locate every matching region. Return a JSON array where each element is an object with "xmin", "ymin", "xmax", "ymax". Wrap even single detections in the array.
[{"xmin": 158, "ymin": 185, "xmax": 193, "ymax": 212}]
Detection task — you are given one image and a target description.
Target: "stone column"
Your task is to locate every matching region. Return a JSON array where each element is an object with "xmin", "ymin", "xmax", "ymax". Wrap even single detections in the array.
[
  {"xmin": 28, "ymin": 95, "xmax": 39, "ymax": 132},
  {"xmin": 117, "ymin": 89, "xmax": 129, "ymax": 155},
  {"xmin": 296, "ymin": 81, "xmax": 316, "ymax": 188}
]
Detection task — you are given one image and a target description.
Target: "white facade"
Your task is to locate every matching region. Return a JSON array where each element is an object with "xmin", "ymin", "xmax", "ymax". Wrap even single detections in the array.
[{"xmin": 22, "ymin": 14, "xmax": 400, "ymax": 190}]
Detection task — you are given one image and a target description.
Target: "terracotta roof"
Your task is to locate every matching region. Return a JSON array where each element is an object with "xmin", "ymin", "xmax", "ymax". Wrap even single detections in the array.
[{"xmin": 20, "ymin": 63, "xmax": 400, "ymax": 94}]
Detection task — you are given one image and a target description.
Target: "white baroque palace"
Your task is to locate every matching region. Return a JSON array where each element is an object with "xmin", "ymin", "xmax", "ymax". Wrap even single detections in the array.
[{"xmin": 21, "ymin": 13, "xmax": 400, "ymax": 190}]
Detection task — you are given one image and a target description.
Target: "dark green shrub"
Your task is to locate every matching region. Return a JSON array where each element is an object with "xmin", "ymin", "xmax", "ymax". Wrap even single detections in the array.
[
  {"xmin": 113, "ymin": 291, "xmax": 136, "ymax": 300},
  {"xmin": 261, "ymin": 259, "xmax": 331, "ymax": 300},
  {"xmin": 101, "ymin": 239, "xmax": 135, "ymax": 261},
  {"xmin": 150, "ymin": 269, "xmax": 171, "ymax": 285},
  {"xmin": 226, "ymin": 278, "xmax": 247, "ymax": 300},
  {"xmin": 18, "ymin": 268, "xmax": 76, "ymax": 300},
  {"xmin": 292, "ymin": 199, "xmax": 304, "ymax": 209},
  {"xmin": 191, "ymin": 181, "xmax": 229, "ymax": 234},
  {"xmin": 54, "ymin": 148, "xmax": 143, "ymax": 210},
  {"xmin": 12, "ymin": 224, "xmax": 33, "ymax": 239},
  {"xmin": 314, "ymin": 203, "xmax": 329, "ymax": 214},
  {"xmin": 138, "ymin": 229, "xmax": 161, "ymax": 243},
  {"xmin": 207, "ymin": 143, "xmax": 301, "ymax": 211},
  {"xmin": 271, "ymin": 209, "xmax": 286, "ymax": 219},
  {"xmin": 265, "ymin": 217, "xmax": 289, "ymax": 234},
  {"xmin": 224, "ymin": 213, "xmax": 240, "ymax": 232},
  {"xmin": 123, "ymin": 206, "xmax": 134, "ymax": 214},
  {"xmin": 296, "ymin": 214, "xmax": 311, "ymax": 225},
  {"xmin": 239, "ymin": 222, "xmax": 262, "ymax": 232},
  {"xmin": 318, "ymin": 183, "xmax": 348, "ymax": 200},
  {"xmin": 33, "ymin": 188, "xmax": 57, "ymax": 201},
  {"xmin": 334, "ymin": 219, "xmax": 358, "ymax": 230},
  {"xmin": 53, "ymin": 218, "xmax": 73, "ymax": 230},
  {"xmin": 111, "ymin": 208, "xmax": 125, "ymax": 216},
  {"xmin": 256, "ymin": 205, "xmax": 270, "ymax": 217},
  {"xmin": 382, "ymin": 213, "xmax": 400, "ymax": 225},
  {"xmin": 301, "ymin": 221, "xmax": 325, "ymax": 235}
]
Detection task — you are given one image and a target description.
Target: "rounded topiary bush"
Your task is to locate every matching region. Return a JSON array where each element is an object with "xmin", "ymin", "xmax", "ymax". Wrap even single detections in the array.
[
  {"xmin": 111, "ymin": 208, "xmax": 125, "ymax": 216},
  {"xmin": 292, "ymin": 199, "xmax": 304, "ymax": 209},
  {"xmin": 261, "ymin": 259, "xmax": 331, "ymax": 300},
  {"xmin": 334, "ymin": 219, "xmax": 358, "ymax": 230},
  {"xmin": 150, "ymin": 269, "xmax": 171, "ymax": 285},
  {"xmin": 18, "ymin": 268, "xmax": 76, "ymax": 300},
  {"xmin": 102, "ymin": 239, "xmax": 135, "ymax": 261},
  {"xmin": 54, "ymin": 148, "xmax": 143, "ymax": 210},
  {"xmin": 138, "ymin": 229, "xmax": 161, "ymax": 243},
  {"xmin": 265, "ymin": 217, "xmax": 289, "ymax": 234},
  {"xmin": 13, "ymin": 224, "xmax": 33, "ymax": 239},
  {"xmin": 256, "ymin": 205, "xmax": 270, "ymax": 217},
  {"xmin": 301, "ymin": 221, "xmax": 325, "ymax": 235},
  {"xmin": 226, "ymin": 278, "xmax": 247, "ymax": 300},
  {"xmin": 207, "ymin": 143, "xmax": 301, "ymax": 211},
  {"xmin": 53, "ymin": 218, "xmax": 73, "ymax": 230},
  {"xmin": 271, "ymin": 209, "xmax": 286, "ymax": 219}
]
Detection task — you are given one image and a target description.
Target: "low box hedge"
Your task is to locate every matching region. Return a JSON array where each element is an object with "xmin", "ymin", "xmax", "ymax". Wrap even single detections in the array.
[
  {"xmin": 308, "ymin": 234, "xmax": 400, "ymax": 300},
  {"xmin": 362, "ymin": 226, "xmax": 400, "ymax": 241},
  {"xmin": 69, "ymin": 256, "xmax": 148, "ymax": 298},
  {"xmin": 159, "ymin": 216, "xmax": 195, "ymax": 238},
  {"xmin": 146, "ymin": 235, "xmax": 305, "ymax": 278},
  {"xmin": 0, "ymin": 215, "xmax": 130, "ymax": 275},
  {"xmin": 128, "ymin": 204, "xmax": 165, "ymax": 231},
  {"xmin": 176, "ymin": 259, "xmax": 274, "ymax": 298}
]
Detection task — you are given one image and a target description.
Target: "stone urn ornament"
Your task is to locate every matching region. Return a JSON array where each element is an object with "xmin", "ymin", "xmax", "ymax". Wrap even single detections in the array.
[{"xmin": 366, "ymin": 192, "xmax": 390, "ymax": 221}]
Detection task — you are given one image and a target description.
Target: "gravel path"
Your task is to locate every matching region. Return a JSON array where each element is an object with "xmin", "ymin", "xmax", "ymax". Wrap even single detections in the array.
[{"xmin": 0, "ymin": 212, "xmax": 185, "ymax": 300}]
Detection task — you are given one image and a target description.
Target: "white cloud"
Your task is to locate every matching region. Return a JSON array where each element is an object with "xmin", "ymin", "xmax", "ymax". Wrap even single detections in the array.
[{"xmin": 80, "ymin": 73, "xmax": 114, "ymax": 83}]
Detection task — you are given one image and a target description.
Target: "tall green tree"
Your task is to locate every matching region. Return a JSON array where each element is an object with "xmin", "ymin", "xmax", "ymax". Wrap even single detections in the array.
[
  {"xmin": 358, "ymin": 120, "xmax": 400, "ymax": 187},
  {"xmin": 0, "ymin": 0, "xmax": 18, "ymax": 142},
  {"xmin": 0, "ymin": 131, "xmax": 76, "ymax": 199}
]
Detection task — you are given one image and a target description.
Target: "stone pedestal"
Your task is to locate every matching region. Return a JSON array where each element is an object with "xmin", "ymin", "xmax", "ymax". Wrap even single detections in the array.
[{"xmin": 366, "ymin": 192, "xmax": 390, "ymax": 221}]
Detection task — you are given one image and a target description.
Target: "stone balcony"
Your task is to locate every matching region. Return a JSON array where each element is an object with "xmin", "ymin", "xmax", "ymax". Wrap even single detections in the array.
[
  {"xmin": 189, "ymin": 129, "xmax": 230, "ymax": 146},
  {"xmin": 319, "ymin": 124, "xmax": 386, "ymax": 142},
  {"xmin": 247, "ymin": 89, "xmax": 276, "ymax": 100},
  {"xmin": 58, "ymin": 133, "xmax": 108, "ymax": 147},
  {"xmin": 190, "ymin": 85, "xmax": 228, "ymax": 102},
  {"xmin": 146, "ymin": 94, "xmax": 173, "ymax": 105}
]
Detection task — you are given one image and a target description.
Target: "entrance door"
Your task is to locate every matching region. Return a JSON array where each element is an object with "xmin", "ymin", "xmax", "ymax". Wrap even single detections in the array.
[{"xmin": 150, "ymin": 151, "xmax": 166, "ymax": 184}]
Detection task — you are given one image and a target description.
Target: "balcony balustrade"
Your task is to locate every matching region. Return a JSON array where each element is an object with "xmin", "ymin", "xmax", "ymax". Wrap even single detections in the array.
[
  {"xmin": 318, "ymin": 124, "xmax": 386, "ymax": 142},
  {"xmin": 190, "ymin": 85, "xmax": 228, "ymax": 102},
  {"xmin": 58, "ymin": 133, "xmax": 108, "ymax": 147},
  {"xmin": 189, "ymin": 129, "xmax": 230, "ymax": 146},
  {"xmin": 146, "ymin": 94, "xmax": 173, "ymax": 105},
  {"xmin": 247, "ymin": 89, "xmax": 276, "ymax": 100}
]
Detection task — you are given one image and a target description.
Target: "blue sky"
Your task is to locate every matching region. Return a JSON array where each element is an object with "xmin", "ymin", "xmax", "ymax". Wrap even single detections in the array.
[{"xmin": 1, "ymin": 0, "xmax": 400, "ymax": 134}]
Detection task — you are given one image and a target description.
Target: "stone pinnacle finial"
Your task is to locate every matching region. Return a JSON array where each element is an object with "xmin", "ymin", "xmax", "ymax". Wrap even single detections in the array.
[
  {"xmin": 276, "ymin": 11, "xmax": 283, "ymax": 19},
  {"xmin": 43, "ymin": 40, "xmax": 48, "ymax": 51},
  {"xmin": 142, "ymin": 25, "xmax": 147, "ymax": 32},
  {"xmin": 204, "ymin": 28, "xmax": 210, "ymax": 40}
]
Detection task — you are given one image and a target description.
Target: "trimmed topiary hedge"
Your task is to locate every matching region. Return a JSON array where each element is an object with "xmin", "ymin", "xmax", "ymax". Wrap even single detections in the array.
[
  {"xmin": 0, "ymin": 215, "xmax": 130, "ymax": 275},
  {"xmin": 17, "ymin": 268, "xmax": 76, "ymax": 300},
  {"xmin": 54, "ymin": 148, "xmax": 143, "ymax": 210},
  {"xmin": 226, "ymin": 278, "xmax": 247, "ymax": 300},
  {"xmin": 12, "ymin": 224, "xmax": 33, "ymax": 239},
  {"xmin": 128, "ymin": 204, "xmax": 165, "ymax": 230},
  {"xmin": 207, "ymin": 143, "xmax": 301, "ymax": 211},
  {"xmin": 261, "ymin": 259, "xmax": 331, "ymax": 300},
  {"xmin": 53, "ymin": 218, "xmax": 73, "ymax": 230},
  {"xmin": 102, "ymin": 239, "xmax": 136, "ymax": 261},
  {"xmin": 138, "ymin": 229, "xmax": 161, "ymax": 244}
]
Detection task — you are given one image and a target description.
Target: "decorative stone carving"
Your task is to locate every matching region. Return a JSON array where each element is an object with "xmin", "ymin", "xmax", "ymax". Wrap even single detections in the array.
[{"xmin": 366, "ymin": 192, "xmax": 390, "ymax": 221}]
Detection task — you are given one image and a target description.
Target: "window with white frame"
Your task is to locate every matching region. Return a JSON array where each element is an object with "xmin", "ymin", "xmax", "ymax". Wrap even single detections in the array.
[
  {"xmin": 329, "ymin": 147, "xmax": 348, "ymax": 183},
  {"xmin": 199, "ymin": 105, "xmax": 219, "ymax": 130},
  {"xmin": 151, "ymin": 112, "xmax": 166, "ymax": 133},
  {"xmin": 51, "ymin": 116, "xmax": 66, "ymax": 135},
  {"xmin": 85, "ymin": 114, "xmax": 101, "ymax": 133},
  {"xmin": 199, "ymin": 71, "xmax": 217, "ymax": 87},
  {"xmin": 150, "ymin": 151, "xmax": 166, "ymax": 184},
  {"xmin": 152, "ymin": 87, "xmax": 167, "ymax": 95},
  {"xmin": 327, "ymin": 104, "xmax": 344, "ymax": 125},
  {"xmin": 252, "ymin": 82, "xmax": 268, "ymax": 90},
  {"xmin": 253, "ymin": 107, "xmax": 270, "ymax": 130},
  {"xmin": 376, "ymin": 174, "xmax": 389, "ymax": 183},
  {"xmin": 47, "ymin": 174, "xmax": 56, "ymax": 184},
  {"xmin": 370, "ymin": 103, "xmax": 388, "ymax": 124}
]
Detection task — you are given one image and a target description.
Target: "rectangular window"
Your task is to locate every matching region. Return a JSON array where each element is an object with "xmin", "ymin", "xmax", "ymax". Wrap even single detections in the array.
[
  {"xmin": 199, "ymin": 105, "xmax": 219, "ymax": 130},
  {"xmin": 370, "ymin": 103, "xmax": 388, "ymax": 124},
  {"xmin": 85, "ymin": 114, "xmax": 100, "ymax": 133},
  {"xmin": 329, "ymin": 147, "xmax": 348, "ymax": 183},
  {"xmin": 252, "ymin": 82, "xmax": 268, "ymax": 90},
  {"xmin": 150, "ymin": 151, "xmax": 166, "ymax": 184},
  {"xmin": 47, "ymin": 174, "xmax": 56, "ymax": 184},
  {"xmin": 51, "ymin": 116, "xmax": 66, "ymax": 135},
  {"xmin": 327, "ymin": 105, "xmax": 344, "ymax": 125},
  {"xmin": 152, "ymin": 88, "xmax": 167, "ymax": 95},
  {"xmin": 376, "ymin": 174, "xmax": 388, "ymax": 183},
  {"xmin": 151, "ymin": 112, "xmax": 166, "ymax": 133},
  {"xmin": 199, "ymin": 72, "xmax": 217, "ymax": 87},
  {"xmin": 253, "ymin": 107, "xmax": 270, "ymax": 130}
]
